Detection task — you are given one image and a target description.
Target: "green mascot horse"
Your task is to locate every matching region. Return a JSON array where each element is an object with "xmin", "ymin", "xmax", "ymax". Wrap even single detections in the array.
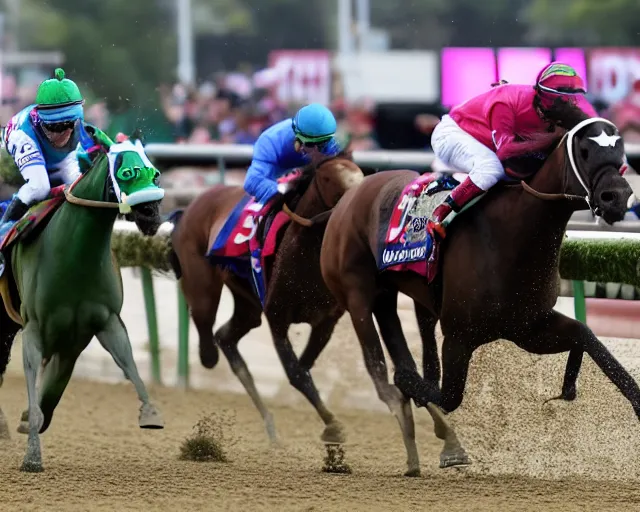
[{"xmin": 0, "ymin": 128, "xmax": 166, "ymax": 472}]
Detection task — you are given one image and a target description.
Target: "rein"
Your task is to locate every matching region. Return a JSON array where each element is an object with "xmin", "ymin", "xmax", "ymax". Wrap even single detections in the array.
[
  {"xmin": 63, "ymin": 152, "xmax": 132, "ymax": 214},
  {"xmin": 64, "ymin": 176, "xmax": 120, "ymax": 210}
]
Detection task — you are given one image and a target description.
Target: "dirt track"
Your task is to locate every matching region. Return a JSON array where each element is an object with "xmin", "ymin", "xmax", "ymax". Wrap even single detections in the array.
[
  {"xmin": 1, "ymin": 366, "xmax": 640, "ymax": 512},
  {"xmin": 2, "ymin": 269, "xmax": 640, "ymax": 511}
]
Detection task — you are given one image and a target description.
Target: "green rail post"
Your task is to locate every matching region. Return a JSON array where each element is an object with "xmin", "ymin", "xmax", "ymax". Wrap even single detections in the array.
[
  {"xmin": 177, "ymin": 282, "xmax": 190, "ymax": 389},
  {"xmin": 573, "ymin": 280, "xmax": 587, "ymax": 324},
  {"xmin": 140, "ymin": 266, "xmax": 162, "ymax": 385}
]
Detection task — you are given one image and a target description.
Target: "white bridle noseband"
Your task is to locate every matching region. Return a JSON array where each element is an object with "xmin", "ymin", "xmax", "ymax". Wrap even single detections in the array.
[{"xmin": 565, "ymin": 117, "xmax": 622, "ymax": 213}]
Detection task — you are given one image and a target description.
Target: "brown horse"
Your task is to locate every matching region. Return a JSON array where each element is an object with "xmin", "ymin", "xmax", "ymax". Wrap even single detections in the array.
[
  {"xmin": 168, "ymin": 153, "xmax": 364, "ymax": 444},
  {"xmin": 319, "ymin": 110, "xmax": 638, "ymax": 477}
]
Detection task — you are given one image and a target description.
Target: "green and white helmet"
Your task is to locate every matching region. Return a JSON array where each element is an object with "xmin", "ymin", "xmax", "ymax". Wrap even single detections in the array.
[{"xmin": 35, "ymin": 68, "xmax": 85, "ymax": 124}]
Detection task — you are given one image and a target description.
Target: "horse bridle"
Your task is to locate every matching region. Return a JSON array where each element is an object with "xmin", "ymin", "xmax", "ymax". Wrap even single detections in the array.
[{"xmin": 521, "ymin": 117, "xmax": 622, "ymax": 216}]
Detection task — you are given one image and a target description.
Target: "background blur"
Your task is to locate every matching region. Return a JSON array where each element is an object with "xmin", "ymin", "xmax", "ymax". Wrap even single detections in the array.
[{"xmin": 0, "ymin": 0, "xmax": 639, "ymax": 155}]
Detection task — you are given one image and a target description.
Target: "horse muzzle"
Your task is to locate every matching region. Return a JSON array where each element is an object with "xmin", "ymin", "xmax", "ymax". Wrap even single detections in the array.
[{"xmin": 592, "ymin": 185, "xmax": 633, "ymax": 225}]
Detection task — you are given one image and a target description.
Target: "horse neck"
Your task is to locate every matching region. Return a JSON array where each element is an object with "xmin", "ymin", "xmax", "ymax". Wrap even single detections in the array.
[
  {"xmin": 486, "ymin": 152, "xmax": 575, "ymax": 270},
  {"xmin": 55, "ymin": 157, "xmax": 118, "ymax": 258},
  {"xmin": 293, "ymin": 179, "xmax": 329, "ymax": 217}
]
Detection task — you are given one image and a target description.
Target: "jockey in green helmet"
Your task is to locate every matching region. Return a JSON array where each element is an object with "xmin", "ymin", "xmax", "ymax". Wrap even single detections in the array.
[{"xmin": 0, "ymin": 68, "xmax": 101, "ymax": 237}]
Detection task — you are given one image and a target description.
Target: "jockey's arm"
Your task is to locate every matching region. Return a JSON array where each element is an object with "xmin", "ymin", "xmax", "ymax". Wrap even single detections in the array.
[
  {"xmin": 5, "ymin": 128, "xmax": 51, "ymax": 204},
  {"xmin": 244, "ymin": 158, "xmax": 280, "ymax": 205},
  {"xmin": 244, "ymin": 135, "xmax": 281, "ymax": 205},
  {"xmin": 490, "ymin": 102, "xmax": 556, "ymax": 161}
]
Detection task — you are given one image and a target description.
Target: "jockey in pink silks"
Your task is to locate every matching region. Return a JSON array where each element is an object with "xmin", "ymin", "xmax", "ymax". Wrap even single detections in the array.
[{"xmin": 428, "ymin": 62, "xmax": 600, "ymax": 239}]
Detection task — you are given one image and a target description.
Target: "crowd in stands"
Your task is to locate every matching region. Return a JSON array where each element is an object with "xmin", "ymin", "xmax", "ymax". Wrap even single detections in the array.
[
  {"xmin": 1, "ymin": 69, "xmax": 639, "ymax": 152},
  {"xmin": 157, "ymin": 70, "xmax": 381, "ymax": 151}
]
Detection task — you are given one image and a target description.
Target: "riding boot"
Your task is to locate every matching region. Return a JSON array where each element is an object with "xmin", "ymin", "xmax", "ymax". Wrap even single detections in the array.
[
  {"xmin": 427, "ymin": 176, "xmax": 485, "ymax": 239},
  {"xmin": 0, "ymin": 195, "xmax": 29, "ymax": 238}
]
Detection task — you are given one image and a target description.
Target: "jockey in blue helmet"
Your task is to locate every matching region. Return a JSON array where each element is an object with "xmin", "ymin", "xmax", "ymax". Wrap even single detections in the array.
[
  {"xmin": 243, "ymin": 102, "xmax": 340, "ymax": 205},
  {"xmin": 0, "ymin": 68, "xmax": 97, "ymax": 237},
  {"xmin": 243, "ymin": 102, "xmax": 340, "ymax": 304}
]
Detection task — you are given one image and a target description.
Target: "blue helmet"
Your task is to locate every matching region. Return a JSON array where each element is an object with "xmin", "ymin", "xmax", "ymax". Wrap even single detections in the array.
[{"xmin": 292, "ymin": 103, "xmax": 337, "ymax": 143}]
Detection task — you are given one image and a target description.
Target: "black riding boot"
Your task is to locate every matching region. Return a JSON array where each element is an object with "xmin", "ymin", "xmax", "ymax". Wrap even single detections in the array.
[{"xmin": 0, "ymin": 196, "xmax": 29, "ymax": 235}]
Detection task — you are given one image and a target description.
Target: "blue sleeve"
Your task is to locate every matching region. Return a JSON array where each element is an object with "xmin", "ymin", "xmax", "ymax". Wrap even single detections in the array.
[
  {"xmin": 244, "ymin": 159, "xmax": 279, "ymax": 204},
  {"xmin": 244, "ymin": 134, "xmax": 282, "ymax": 204}
]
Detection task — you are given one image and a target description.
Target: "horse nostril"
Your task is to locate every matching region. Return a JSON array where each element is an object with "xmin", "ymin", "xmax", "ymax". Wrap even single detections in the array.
[{"xmin": 599, "ymin": 190, "xmax": 617, "ymax": 204}]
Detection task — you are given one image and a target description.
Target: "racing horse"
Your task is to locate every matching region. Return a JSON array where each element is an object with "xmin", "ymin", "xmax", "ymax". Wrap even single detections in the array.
[
  {"xmin": 319, "ymin": 105, "xmax": 638, "ymax": 476},
  {"xmin": 0, "ymin": 131, "xmax": 166, "ymax": 472},
  {"xmin": 168, "ymin": 151, "xmax": 365, "ymax": 444}
]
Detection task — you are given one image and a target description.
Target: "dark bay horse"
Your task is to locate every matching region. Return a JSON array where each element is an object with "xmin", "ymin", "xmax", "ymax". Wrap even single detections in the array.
[
  {"xmin": 319, "ymin": 112, "xmax": 638, "ymax": 476},
  {"xmin": 168, "ymin": 153, "xmax": 365, "ymax": 444}
]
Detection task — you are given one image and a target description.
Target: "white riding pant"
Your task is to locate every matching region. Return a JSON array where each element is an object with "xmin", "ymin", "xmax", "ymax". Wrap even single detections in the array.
[
  {"xmin": 431, "ymin": 114, "xmax": 506, "ymax": 191},
  {"xmin": 16, "ymin": 154, "xmax": 81, "ymax": 204}
]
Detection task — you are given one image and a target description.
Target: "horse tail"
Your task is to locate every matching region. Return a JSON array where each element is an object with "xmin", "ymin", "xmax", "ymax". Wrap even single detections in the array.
[{"xmin": 166, "ymin": 209, "xmax": 185, "ymax": 280}]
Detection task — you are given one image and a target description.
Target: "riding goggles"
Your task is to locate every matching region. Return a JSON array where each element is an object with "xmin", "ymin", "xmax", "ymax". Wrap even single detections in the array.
[
  {"xmin": 41, "ymin": 120, "xmax": 76, "ymax": 133},
  {"xmin": 292, "ymin": 119, "xmax": 334, "ymax": 147}
]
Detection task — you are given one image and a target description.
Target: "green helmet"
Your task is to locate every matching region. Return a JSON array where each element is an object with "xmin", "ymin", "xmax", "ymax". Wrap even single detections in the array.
[{"xmin": 35, "ymin": 68, "xmax": 83, "ymax": 108}]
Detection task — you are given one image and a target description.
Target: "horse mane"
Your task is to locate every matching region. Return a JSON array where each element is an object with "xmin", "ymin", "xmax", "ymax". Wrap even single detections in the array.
[
  {"xmin": 502, "ymin": 99, "xmax": 591, "ymax": 179},
  {"xmin": 538, "ymin": 96, "xmax": 590, "ymax": 130}
]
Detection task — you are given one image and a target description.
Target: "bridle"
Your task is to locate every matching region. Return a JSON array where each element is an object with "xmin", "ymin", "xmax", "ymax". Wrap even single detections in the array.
[{"xmin": 521, "ymin": 117, "xmax": 620, "ymax": 216}]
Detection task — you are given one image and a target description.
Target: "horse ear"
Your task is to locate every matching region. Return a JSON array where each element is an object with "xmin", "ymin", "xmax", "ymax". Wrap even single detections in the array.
[{"xmin": 129, "ymin": 127, "xmax": 145, "ymax": 145}]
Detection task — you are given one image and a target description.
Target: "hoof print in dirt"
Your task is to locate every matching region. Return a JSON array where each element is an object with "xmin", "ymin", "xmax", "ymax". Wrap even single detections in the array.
[{"xmin": 322, "ymin": 443, "xmax": 352, "ymax": 474}]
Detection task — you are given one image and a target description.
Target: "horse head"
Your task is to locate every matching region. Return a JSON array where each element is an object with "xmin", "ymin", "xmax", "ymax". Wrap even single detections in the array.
[
  {"xmin": 525, "ymin": 105, "xmax": 632, "ymax": 225},
  {"xmin": 104, "ymin": 132, "xmax": 165, "ymax": 235},
  {"xmin": 278, "ymin": 151, "xmax": 364, "ymax": 227},
  {"xmin": 311, "ymin": 152, "xmax": 365, "ymax": 208}
]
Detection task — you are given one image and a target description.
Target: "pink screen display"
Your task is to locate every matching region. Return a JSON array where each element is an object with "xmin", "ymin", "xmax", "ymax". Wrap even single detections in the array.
[
  {"xmin": 497, "ymin": 47, "xmax": 552, "ymax": 85},
  {"xmin": 554, "ymin": 48, "xmax": 588, "ymax": 89},
  {"xmin": 441, "ymin": 47, "xmax": 497, "ymax": 107}
]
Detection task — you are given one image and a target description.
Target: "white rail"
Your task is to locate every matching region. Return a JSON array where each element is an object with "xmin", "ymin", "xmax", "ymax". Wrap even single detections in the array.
[{"xmin": 145, "ymin": 142, "xmax": 640, "ymax": 169}]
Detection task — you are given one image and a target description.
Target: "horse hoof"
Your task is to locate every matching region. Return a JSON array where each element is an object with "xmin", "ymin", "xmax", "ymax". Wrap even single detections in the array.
[
  {"xmin": 439, "ymin": 450, "xmax": 471, "ymax": 469},
  {"xmin": 199, "ymin": 344, "xmax": 220, "ymax": 369},
  {"xmin": 404, "ymin": 468, "xmax": 421, "ymax": 477},
  {"xmin": 561, "ymin": 386, "xmax": 577, "ymax": 401},
  {"xmin": 20, "ymin": 460, "xmax": 43, "ymax": 473},
  {"xmin": 321, "ymin": 421, "xmax": 347, "ymax": 444},
  {"xmin": 139, "ymin": 404, "xmax": 164, "ymax": 429},
  {"xmin": 16, "ymin": 422, "xmax": 28, "ymax": 435},
  {"xmin": 543, "ymin": 387, "xmax": 577, "ymax": 406}
]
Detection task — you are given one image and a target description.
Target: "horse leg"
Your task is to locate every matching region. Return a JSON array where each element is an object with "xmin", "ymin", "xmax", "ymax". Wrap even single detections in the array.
[
  {"xmin": 20, "ymin": 321, "xmax": 44, "ymax": 472},
  {"xmin": 511, "ymin": 311, "xmax": 640, "ymax": 418},
  {"xmin": 298, "ymin": 311, "xmax": 343, "ymax": 371},
  {"xmin": 427, "ymin": 333, "xmax": 474, "ymax": 468},
  {"xmin": 0, "ymin": 371, "xmax": 8, "ymax": 440},
  {"xmin": 344, "ymin": 289, "xmax": 421, "ymax": 477},
  {"xmin": 96, "ymin": 313, "xmax": 164, "ymax": 429},
  {"xmin": 372, "ymin": 290, "xmax": 422, "ymax": 476},
  {"xmin": 267, "ymin": 316, "xmax": 345, "ymax": 445},
  {"xmin": 36, "ymin": 353, "xmax": 76, "ymax": 434},
  {"xmin": 180, "ymin": 257, "xmax": 222, "ymax": 369},
  {"xmin": 215, "ymin": 289, "xmax": 277, "ymax": 443},
  {"xmin": 544, "ymin": 349, "xmax": 583, "ymax": 403},
  {"xmin": 413, "ymin": 300, "xmax": 441, "ymax": 388},
  {"xmin": 0, "ymin": 405, "xmax": 8, "ymax": 440}
]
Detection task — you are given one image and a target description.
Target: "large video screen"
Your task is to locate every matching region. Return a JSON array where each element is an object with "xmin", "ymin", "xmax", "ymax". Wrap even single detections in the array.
[{"xmin": 441, "ymin": 47, "xmax": 497, "ymax": 107}]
